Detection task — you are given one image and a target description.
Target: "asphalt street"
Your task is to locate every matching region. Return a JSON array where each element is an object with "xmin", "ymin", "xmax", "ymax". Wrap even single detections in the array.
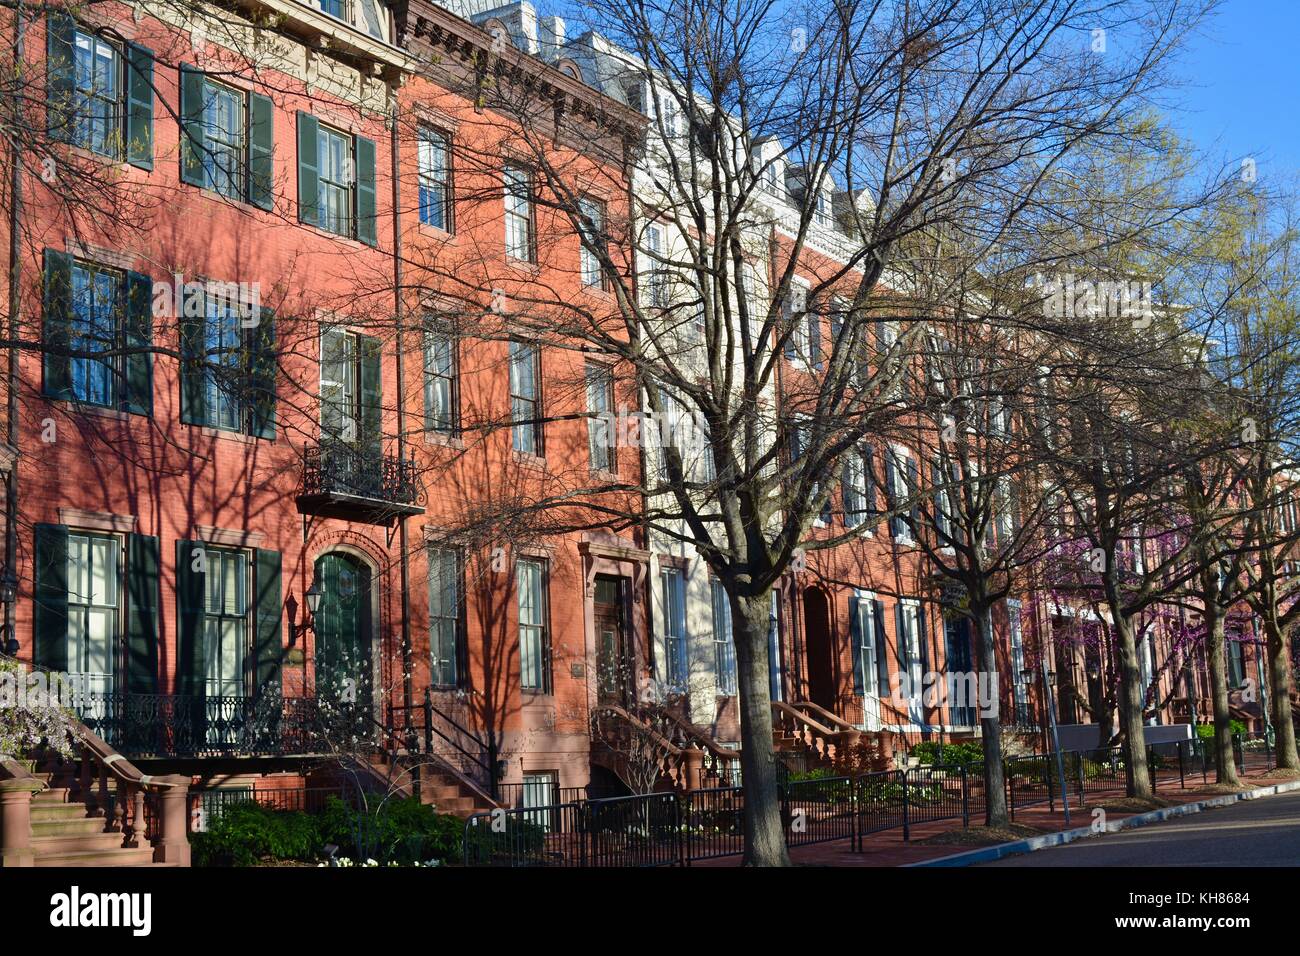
[{"xmin": 980, "ymin": 790, "xmax": 1300, "ymax": 866}]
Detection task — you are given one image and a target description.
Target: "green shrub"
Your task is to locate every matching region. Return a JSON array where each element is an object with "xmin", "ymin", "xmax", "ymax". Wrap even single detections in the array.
[
  {"xmin": 909, "ymin": 741, "xmax": 984, "ymax": 767},
  {"xmin": 1195, "ymin": 720, "xmax": 1248, "ymax": 740},
  {"xmin": 191, "ymin": 801, "xmax": 321, "ymax": 867}
]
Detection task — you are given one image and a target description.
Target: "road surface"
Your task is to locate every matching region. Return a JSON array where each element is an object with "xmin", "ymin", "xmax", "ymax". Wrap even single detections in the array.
[{"xmin": 981, "ymin": 790, "xmax": 1300, "ymax": 866}]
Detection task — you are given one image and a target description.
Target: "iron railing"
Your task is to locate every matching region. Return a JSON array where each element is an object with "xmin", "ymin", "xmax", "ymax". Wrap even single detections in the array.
[{"xmin": 300, "ymin": 439, "xmax": 423, "ymax": 506}]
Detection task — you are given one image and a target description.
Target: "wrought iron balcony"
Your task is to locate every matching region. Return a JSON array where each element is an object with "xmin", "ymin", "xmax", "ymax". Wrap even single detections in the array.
[{"xmin": 297, "ymin": 439, "xmax": 425, "ymax": 526}]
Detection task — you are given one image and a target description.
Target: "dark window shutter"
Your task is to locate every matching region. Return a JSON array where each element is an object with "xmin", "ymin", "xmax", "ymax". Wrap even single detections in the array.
[
  {"xmin": 125, "ymin": 533, "xmax": 160, "ymax": 694},
  {"xmin": 355, "ymin": 134, "xmax": 377, "ymax": 245},
  {"xmin": 33, "ymin": 523, "xmax": 70, "ymax": 673},
  {"xmin": 359, "ymin": 334, "xmax": 382, "ymax": 452},
  {"xmin": 884, "ymin": 452, "xmax": 901, "ymax": 537},
  {"xmin": 253, "ymin": 548, "xmax": 283, "ymax": 697},
  {"xmin": 179, "ymin": 285, "xmax": 207, "ymax": 425},
  {"xmin": 907, "ymin": 457, "xmax": 920, "ymax": 527},
  {"xmin": 782, "ymin": 293, "xmax": 797, "ymax": 360},
  {"xmin": 46, "ymin": 12, "xmax": 75, "ymax": 140},
  {"xmin": 175, "ymin": 539, "xmax": 207, "ymax": 698},
  {"xmin": 863, "ymin": 447, "xmax": 876, "ymax": 516},
  {"xmin": 849, "ymin": 594, "xmax": 863, "ymax": 696},
  {"xmin": 873, "ymin": 600, "xmax": 889, "ymax": 696},
  {"xmin": 248, "ymin": 92, "xmax": 274, "ymax": 210},
  {"xmin": 179, "ymin": 66, "xmax": 206, "ymax": 187},
  {"xmin": 125, "ymin": 44, "xmax": 154, "ymax": 170},
  {"xmin": 296, "ymin": 111, "xmax": 320, "ymax": 226},
  {"xmin": 42, "ymin": 248, "xmax": 73, "ymax": 400},
  {"xmin": 895, "ymin": 603, "xmax": 908, "ymax": 676},
  {"xmin": 917, "ymin": 603, "xmax": 929, "ymax": 673},
  {"xmin": 809, "ymin": 310, "xmax": 822, "ymax": 369},
  {"xmin": 247, "ymin": 310, "xmax": 277, "ymax": 439},
  {"xmin": 123, "ymin": 269, "xmax": 153, "ymax": 416}
]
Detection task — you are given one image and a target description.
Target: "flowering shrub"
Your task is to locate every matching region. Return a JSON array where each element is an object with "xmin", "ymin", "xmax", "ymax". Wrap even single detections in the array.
[{"xmin": 0, "ymin": 657, "xmax": 78, "ymax": 762}]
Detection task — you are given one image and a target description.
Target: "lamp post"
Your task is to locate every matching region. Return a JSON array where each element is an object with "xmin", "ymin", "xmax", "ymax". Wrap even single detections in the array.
[{"xmin": 1026, "ymin": 660, "xmax": 1070, "ymax": 827}]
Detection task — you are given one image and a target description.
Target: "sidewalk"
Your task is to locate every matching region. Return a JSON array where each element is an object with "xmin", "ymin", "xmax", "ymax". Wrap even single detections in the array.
[{"xmin": 697, "ymin": 757, "xmax": 1297, "ymax": 867}]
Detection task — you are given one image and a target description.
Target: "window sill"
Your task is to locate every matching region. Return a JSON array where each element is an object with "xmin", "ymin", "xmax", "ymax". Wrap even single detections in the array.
[
  {"xmin": 512, "ymin": 450, "xmax": 547, "ymax": 469},
  {"xmin": 68, "ymin": 403, "xmax": 130, "ymax": 422},
  {"xmin": 504, "ymin": 257, "xmax": 541, "ymax": 276},
  {"xmin": 200, "ymin": 426, "xmax": 261, "ymax": 444},
  {"xmin": 416, "ymin": 221, "xmax": 456, "ymax": 241},
  {"xmin": 424, "ymin": 430, "xmax": 464, "ymax": 450},
  {"xmin": 192, "ymin": 184, "xmax": 273, "ymax": 216},
  {"xmin": 589, "ymin": 467, "xmax": 619, "ymax": 482},
  {"xmin": 298, "ymin": 218, "xmax": 377, "ymax": 250}
]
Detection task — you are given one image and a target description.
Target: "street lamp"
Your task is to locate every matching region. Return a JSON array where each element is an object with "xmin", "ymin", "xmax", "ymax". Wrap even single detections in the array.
[
  {"xmin": 305, "ymin": 579, "xmax": 323, "ymax": 617},
  {"xmin": 1024, "ymin": 660, "xmax": 1070, "ymax": 827}
]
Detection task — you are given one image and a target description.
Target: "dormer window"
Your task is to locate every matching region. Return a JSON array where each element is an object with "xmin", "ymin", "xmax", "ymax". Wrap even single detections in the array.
[
  {"xmin": 814, "ymin": 189, "xmax": 832, "ymax": 226},
  {"xmin": 313, "ymin": 0, "xmax": 388, "ymax": 42}
]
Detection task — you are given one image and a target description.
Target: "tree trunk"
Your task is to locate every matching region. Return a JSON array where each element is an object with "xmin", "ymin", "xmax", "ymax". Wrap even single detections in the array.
[
  {"xmin": 972, "ymin": 603, "xmax": 1008, "ymax": 826},
  {"xmin": 1112, "ymin": 614, "xmax": 1154, "ymax": 799},
  {"xmin": 731, "ymin": 592, "xmax": 791, "ymax": 866},
  {"xmin": 1204, "ymin": 609, "xmax": 1240, "ymax": 786},
  {"xmin": 1263, "ymin": 616, "xmax": 1299, "ymax": 771}
]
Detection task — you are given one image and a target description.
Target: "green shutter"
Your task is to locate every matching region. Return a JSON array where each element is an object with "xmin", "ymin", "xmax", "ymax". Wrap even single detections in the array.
[
  {"xmin": 175, "ymin": 539, "xmax": 206, "ymax": 697},
  {"xmin": 253, "ymin": 549, "xmax": 283, "ymax": 697},
  {"xmin": 179, "ymin": 66, "xmax": 206, "ymax": 187},
  {"xmin": 297, "ymin": 111, "xmax": 319, "ymax": 226},
  {"xmin": 873, "ymin": 600, "xmax": 889, "ymax": 696},
  {"xmin": 123, "ymin": 269, "xmax": 153, "ymax": 416},
  {"xmin": 359, "ymin": 335, "xmax": 382, "ymax": 453},
  {"xmin": 46, "ymin": 13, "xmax": 75, "ymax": 140},
  {"xmin": 125, "ymin": 533, "xmax": 160, "ymax": 694},
  {"xmin": 42, "ymin": 248, "xmax": 73, "ymax": 400},
  {"xmin": 33, "ymin": 524, "xmax": 70, "ymax": 673},
  {"xmin": 247, "ymin": 309, "xmax": 277, "ymax": 439},
  {"xmin": 125, "ymin": 44, "xmax": 154, "ymax": 170},
  {"xmin": 179, "ymin": 284, "xmax": 207, "ymax": 425},
  {"xmin": 355, "ymin": 134, "xmax": 377, "ymax": 245},
  {"xmin": 248, "ymin": 93, "xmax": 274, "ymax": 210},
  {"xmin": 917, "ymin": 602, "xmax": 929, "ymax": 673},
  {"xmin": 849, "ymin": 594, "xmax": 863, "ymax": 696}
]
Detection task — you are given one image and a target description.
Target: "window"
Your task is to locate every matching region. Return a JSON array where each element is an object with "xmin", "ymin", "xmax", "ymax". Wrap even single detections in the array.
[
  {"xmin": 1227, "ymin": 636, "xmax": 1246, "ymax": 689},
  {"xmin": 842, "ymin": 447, "xmax": 873, "ymax": 530},
  {"xmin": 585, "ymin": 362, "xmax": 615, "ymax": 473},
  {"xmin": 67, "ymin": 533, "xmax": 119, "ymax": 697},
  {"xmin": 202, "ymin": 548, "xmax": 248, "ymax": 699},
  {"xmin": 813, "ymin": 189, "xmax": 832, "ymax": 227},
  {"xmin": 69, "ymin": 261, "xmax": 124, "ymax": 407},
  {"xmin": 423, "ymin": 326, "xmax": 458, "ymax": 435},
  {"xmin": 897, "ymin": 601, "xmax": 925, "ymax": 725},
  {"xmin": 504, "ymin": 165, "xmax": 535, "ymax": 261},
  {"xmin": 886, "ymin": 447, "xmax": 916, "ymax": 542},
  {"xmin": 201, "ymin": 81, "xmax": 246, "ymax": 200},
  {"xmin": 509, "ymin": 341, "xmax": 542, "ymax": 455},
  {"xmin": 711, "ymin": 579, "xmax": 736, "ymax": 695},
  {"xmin": 876, "ymin": 320, "xmax": 903, "ymax": 401},
  {"xmin": 579, "ymin": 198, "xmax": 606, "ymax": 288},
  {"xmin": 783, "ymin": 282, "xmax": 812, "ymax": 367},
  {"xmin": 428, "ymin": 547, "xmax": 461, "ymax": 687},
  {"xmin": 72, "ymin": 31, "xmax": 120, "ymax": 157},
  {"xmin": 521, "ymin": 770, "xmax": 558, "ymax": 829},
  {"xmin": 180, "ymin": 71, "xmax": 272, "ymax": 208},
  {"xmin": 662, "ymin": 567, "xmax": 688, "ymax": 690},
  {"xmin": 1008, "ymin": 600, "xmax": 1030, "ymax": 724},
  {"xmin": 320, "ymin": 0, "xmax": 348, "ymax": 19},
  {"xmin": 321, "ymin": 329, "xmax": 382, "ymax": 451},
  {"xmin": 203, "ymin": 294, "xmax": 248, "ymax": 432},
  {"xmin": 178, "ymin": 282, "xmax": 275, "ymax": 437},
  {"xmin": 418, "ymin": 127, "xmax": 452, "ymax": 231},
  {"xmin": 932, "ymin": 457, "xmax": 954, "ymax": 545},
  {"xmin": 517, "ymin": 559, "xmax": 550, "ymax": 692},
  {"xmin": 319, "ymin": 125, "xmax": 354, "ymax": 238},
  {"xmin": 643, "ymin": 223, "xmax": 668, "ymax": 307},
  {"xmin": 850, "ymin": 594, "xmax": 877, "ymax": 697}
]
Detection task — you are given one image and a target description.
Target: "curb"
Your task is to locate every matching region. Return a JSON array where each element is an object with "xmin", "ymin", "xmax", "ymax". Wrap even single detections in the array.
[{"xmin": 906, "ymin": 778, "xmax": 1300, "ymax": 867}]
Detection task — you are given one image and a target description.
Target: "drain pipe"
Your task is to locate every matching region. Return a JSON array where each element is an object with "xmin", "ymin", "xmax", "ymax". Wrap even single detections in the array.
[
  {"xmin": 390, "ymin": 101, "xmax": 415, "ymax": 756},
  {"xmin": 3, "ymin": 3, "xmax": 27, "ymax": 658}
]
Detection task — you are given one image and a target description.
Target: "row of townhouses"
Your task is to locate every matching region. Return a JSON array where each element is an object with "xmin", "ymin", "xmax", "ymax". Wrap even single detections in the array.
[{"xmin": 0, "ymin": 0, "xmax": 1273, "ymax": 861}]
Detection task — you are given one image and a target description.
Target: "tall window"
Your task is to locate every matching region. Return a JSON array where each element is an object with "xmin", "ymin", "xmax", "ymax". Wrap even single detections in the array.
[
  {"xmin": 202, "ymin": 80, "xmax": 246, "ymax": 200},
  {"xmin": 428, "ymin": 547, "xmax": 461, "ymax": 687},
  {"xmin": 69, "ymin": 261, "xmax": 123, "ymax": 407},
  {"xmin": 710, "ymin": 579, "xmax": 736, "ymax": 695},
  {"xmin": 203, "ymin": 548, "xmax": 248, "ymax": 699},
  {"xmin": 850, "ymin": 594, "xmax": 878, "ymax": 698},
  {"xmin": 813, "ymin": 189, "xmax": 832, "ymax": 226},
  {"xmin": 67, "ymin": 533, "xmax": 118, "ymax": 697},
  {"xmin": 504, "ymin": 165, "xmax": 535, "ymax": 261},
  {"xmin": 886, "ymin": 447, "xmax": 916, "ymax": 542},
  {"xmin": 509, "ymin": 341, "xmax": 541, "ymax": 455},
  {"xmin": 418, "ymin": 127, "xmax": 452, "ymax": 231},
  {"xmin": 73, "ymin": 31, "xmax": 121, "ymax": 156},
  {"xmin": 517, "ymin": 559, "xmax": 550, "ymax": 692},
  {"xmin": 318, "ymin": 125, "xmax": 354, "ymax": 238},
  {"xmin": 521, "ymin": 770, "xmax": 558, "ymax": 829},
  {"xmin": 204, "ymin": 294, "xmax": 247, "ymax": 432},
  {"xmin": 842, "ymin": 447, "xmax": 873, "ymax": 529},
  {"xmin": 1227, "ymin": 636, "xmax": 1246, "ymax": 688},
  {"xmin": 585, "ymin": 362, "xmax": 615, "ymax": 473},
  {"xmin": 661, "ymin": 567, "xmax": 688, "ymax": 690},
  {"xmin": 898, "ymin": 601, "xmax": 925, "ymax": 725},
  {"xmin": 643, "ymin": 223, "xmax": 668, "ymax": 307},
  {"xmin": 423, "ymin": 327, "xmax": 458, "ymax": 435},
  {"xmin": 1008, "ymin": 600, "xmax": 1030, "ymax": 724},
  {"xmin": 579, "ymin": 198, "xmax": 606, "ymax": 288},
  {"xmin": 321, "ymin": 329, "xmax": 382, "ymax": 452}
]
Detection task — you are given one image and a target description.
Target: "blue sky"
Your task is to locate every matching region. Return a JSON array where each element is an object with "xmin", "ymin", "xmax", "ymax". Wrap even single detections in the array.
[{"xmin": 1165, "ymin": 0, "xmax": 1300, "ymax": 181}]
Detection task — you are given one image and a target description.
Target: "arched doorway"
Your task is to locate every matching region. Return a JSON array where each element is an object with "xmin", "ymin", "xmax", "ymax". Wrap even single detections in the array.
[
  {"xmin": 802, "ymin": 587, "xmax": 836, "ymax": 712},
  {"xmin": 313, "ymin": 552, "xmax": 374, "ymax": 707}
]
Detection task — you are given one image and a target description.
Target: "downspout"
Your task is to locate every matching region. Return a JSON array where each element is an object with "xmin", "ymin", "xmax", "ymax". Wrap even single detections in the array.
[
  {"xmin": 389, "ymin": 99, "xmax": 415, "ymax": 741},
  {"xmin": 4, "ymin": 2, "xmax": 26, "ymax": 658}
]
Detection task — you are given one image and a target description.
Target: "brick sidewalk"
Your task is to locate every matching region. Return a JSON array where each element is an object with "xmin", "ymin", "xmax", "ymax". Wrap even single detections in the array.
[{"xmin": 695, "ymin": 759, "xmax": 1294, "ymax": 867}]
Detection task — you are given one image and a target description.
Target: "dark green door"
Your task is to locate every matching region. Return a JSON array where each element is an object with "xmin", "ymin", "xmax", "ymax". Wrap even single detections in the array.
[{"xmin": 314, "ymin": 552, "xmax": 372, "ymax": 707}]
